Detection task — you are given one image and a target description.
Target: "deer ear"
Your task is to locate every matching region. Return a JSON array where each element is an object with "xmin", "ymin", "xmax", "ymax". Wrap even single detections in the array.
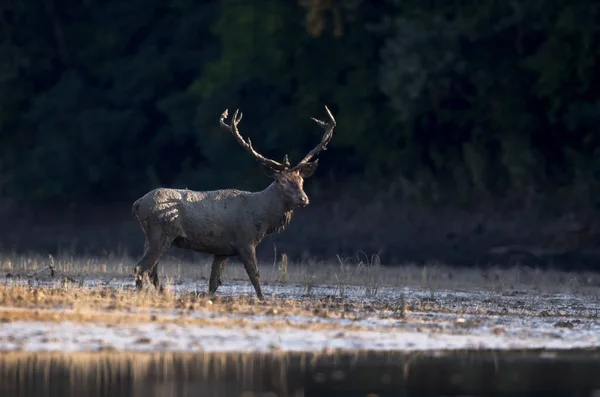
[
  {"xmin": 260, "ymin": 163, "xmax": 280, "ymax": 178},
  {"xmin": 296, "ymin": 160, "xmax": 319, "ymax": 178}
]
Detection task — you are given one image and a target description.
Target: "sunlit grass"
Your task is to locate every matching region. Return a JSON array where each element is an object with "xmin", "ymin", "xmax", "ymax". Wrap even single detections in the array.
[
  {"xmin": 0, "ymin": 251, "xmax": 599, "ymax": 331},
  {"xmin": 1, "ymin": 250, "xmax": 599, "ymax": 295}
]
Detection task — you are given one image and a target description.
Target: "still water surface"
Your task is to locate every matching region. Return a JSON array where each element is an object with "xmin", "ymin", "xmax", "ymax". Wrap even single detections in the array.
[{"xmin": 1, "ymin": 349, "xmax": 599, "ymax": 397}]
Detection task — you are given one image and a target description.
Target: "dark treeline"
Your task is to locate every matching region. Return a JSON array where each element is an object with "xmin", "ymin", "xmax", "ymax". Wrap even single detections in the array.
[{"xmin": 1, "ymin": 0, "xmax": 600, "ymax": 209}]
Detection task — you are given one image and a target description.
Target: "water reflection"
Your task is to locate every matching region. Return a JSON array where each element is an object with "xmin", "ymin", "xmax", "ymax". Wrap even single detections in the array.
[{"xmin": 1, "ymin": 349, "xmax": 599, "ymax": 397}]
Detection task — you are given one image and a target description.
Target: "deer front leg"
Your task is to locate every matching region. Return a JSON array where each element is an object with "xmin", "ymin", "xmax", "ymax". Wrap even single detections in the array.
[
  {"xmin": 148, "ymin": 266, "xmax": 164, "ymax": 293},
  {"xmin": 238, "ymin": 246, "xmax": 264, "ymax": 300},
  {"xmin": 208, "ymin": 255, "xmax": 229, "ymax": 297}
]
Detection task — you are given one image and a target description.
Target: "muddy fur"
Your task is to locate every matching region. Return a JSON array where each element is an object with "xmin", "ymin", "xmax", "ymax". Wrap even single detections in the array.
[
  {"xmin": 132, "ymin": 107, "xmax": 336, "ymax": 299},
  {"xmin": 132, "ymin": 180, "xmax": 300, "ymax": 298}
]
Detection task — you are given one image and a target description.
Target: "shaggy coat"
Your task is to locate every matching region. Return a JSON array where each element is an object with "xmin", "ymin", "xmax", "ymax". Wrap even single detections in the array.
[{"xmin": 132, "ymin": 107, "xmax": 336, "ymax": 299}]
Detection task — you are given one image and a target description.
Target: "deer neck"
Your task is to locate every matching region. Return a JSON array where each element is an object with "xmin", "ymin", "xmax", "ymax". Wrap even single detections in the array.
[{"xmin": 256, "ymin": 183, "xmax": 294, "ymax": 236}]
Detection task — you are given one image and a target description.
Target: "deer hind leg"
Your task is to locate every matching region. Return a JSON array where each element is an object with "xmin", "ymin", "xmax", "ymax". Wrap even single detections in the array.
[
  {"xmin": 238, "ymin": 246, "xmax": 264, "ymax": 300},
  {"xmin": 134, "ymin": 225, "xmax": 171, "ymax": 291},
  {"xmin": 208, "ymin": 255, "xmax": 229, "ymax": 297}
]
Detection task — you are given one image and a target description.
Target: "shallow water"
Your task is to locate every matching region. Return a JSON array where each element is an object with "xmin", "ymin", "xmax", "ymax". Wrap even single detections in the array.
[
  {"xmin": 1, "ymin": 277, "xmax": 600, "ymax": 353},
  {"xmin": 2, "ymin": 276, "xmax": 600, "ymax": 396},
  {"xmin": 1, "ymin": 349, "xmax": 600, "ymax": 397}
]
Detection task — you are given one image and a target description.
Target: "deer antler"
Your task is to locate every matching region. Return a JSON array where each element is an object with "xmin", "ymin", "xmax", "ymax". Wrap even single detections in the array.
[
  {"xmin": 220, "ymin": 109, "xmax": 287, "ymax": 171},
  {"xmin": 294, "ymin": 105, "xmax": 336, "ymax": 167}
]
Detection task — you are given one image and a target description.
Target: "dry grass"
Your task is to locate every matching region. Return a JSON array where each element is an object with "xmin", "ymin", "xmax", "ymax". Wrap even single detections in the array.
[
  {"xmin": 0, "ymin": 281, "xmax": 410, "ymax": 329},
  {"xmin": 1, "ymin": 251, "xmax": 599, "ymax": 295},
  {"xmin": 0, "ymin": 252, "xmax": 599, "ymax": 330},
  {"xmin": 0, "ymin": 274, "xmax": 598, "ymax": 330},
  {"xmin": 0, "ymin": 307, "xmax": 374, "ymax": 333}
]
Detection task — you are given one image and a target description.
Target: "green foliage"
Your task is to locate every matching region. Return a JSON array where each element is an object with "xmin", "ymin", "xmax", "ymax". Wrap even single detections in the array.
[
  {"xmin": 0, "ymin": 0, "xmax": 599, "ymax": 209},
  {"xmin": 378, "ymin": 1, "xmax": 600, "ymax": 205}
]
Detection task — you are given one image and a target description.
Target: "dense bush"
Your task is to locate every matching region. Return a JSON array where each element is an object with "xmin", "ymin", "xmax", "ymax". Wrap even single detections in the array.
[{"xmin": 1, "ymin": 0, "xmax": 599, "ymax": 208}]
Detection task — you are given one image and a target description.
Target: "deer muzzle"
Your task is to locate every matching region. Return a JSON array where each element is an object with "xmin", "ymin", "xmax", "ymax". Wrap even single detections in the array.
[{"xmin": 298, "ymin": 195, "xmax": 310, "ymax": 207}]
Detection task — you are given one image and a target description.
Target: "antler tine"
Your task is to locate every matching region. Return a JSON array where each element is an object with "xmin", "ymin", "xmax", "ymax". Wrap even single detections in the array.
[
  {"xmin": 296, "ymin": 105, "xmax": 337, "ymax": 166},
  {"xmin": 219, "ymin": 109, "xmax": 285, "ymax": 170}
]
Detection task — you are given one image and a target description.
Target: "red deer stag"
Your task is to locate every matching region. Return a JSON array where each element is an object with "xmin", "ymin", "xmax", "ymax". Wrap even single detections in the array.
[{"xmin": 131, "ymin": 106, "xmax": 336, "ymax": 299}]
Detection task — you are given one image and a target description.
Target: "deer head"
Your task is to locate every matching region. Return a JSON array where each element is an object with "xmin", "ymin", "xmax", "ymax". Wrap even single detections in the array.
[{"xmin": 219, "ymin": 106, "xmax": 336, "ymax": 208}]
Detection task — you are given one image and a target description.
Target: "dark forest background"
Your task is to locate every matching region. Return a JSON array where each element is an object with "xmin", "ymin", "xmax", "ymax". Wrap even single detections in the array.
[{"xmin": 1, "ymin": 0, "xmax": 600, "ymax": 269}]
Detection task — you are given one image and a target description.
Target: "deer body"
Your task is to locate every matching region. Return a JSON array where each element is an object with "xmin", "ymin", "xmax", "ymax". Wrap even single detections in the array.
[
  {"xmin": 132, "ymin": 106, "xmax": 336, "ymax": 299},
  {"xmin": 132, "ymin": 185, "xmax": 293, "ymax": 256}
]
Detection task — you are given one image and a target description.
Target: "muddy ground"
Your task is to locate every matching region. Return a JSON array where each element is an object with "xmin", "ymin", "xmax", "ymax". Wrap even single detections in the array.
[
  {"xmin": 0, "ymin": 256, "xmax": 599, "ymax": 353},
  {"xmin": 2, "ymin": 257, "xmax": 600, "ymax": 396}
]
